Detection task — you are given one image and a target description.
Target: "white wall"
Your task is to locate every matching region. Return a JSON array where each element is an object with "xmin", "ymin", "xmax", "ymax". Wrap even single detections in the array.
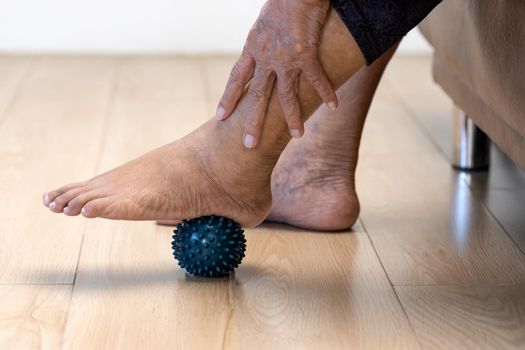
[{"xmin": 0, "ymin": 0, "xmax": 430, "ymax": 54}]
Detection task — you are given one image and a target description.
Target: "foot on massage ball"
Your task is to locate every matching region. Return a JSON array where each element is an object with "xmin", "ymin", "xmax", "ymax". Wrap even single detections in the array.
[{"xmin": 171, "ymin": 216, "xmax": 246, "ymax": 277}]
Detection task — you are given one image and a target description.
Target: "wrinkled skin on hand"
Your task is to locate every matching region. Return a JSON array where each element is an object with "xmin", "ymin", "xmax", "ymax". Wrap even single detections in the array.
[{"xmin": 216, "ymin": 0, "xmax": 337, "ymax": 148}]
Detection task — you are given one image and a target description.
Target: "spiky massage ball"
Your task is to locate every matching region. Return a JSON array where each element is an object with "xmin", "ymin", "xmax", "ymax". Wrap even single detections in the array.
[{"xmin": 171, "ymin": 216, "xmax": 246, "ymax": 277}]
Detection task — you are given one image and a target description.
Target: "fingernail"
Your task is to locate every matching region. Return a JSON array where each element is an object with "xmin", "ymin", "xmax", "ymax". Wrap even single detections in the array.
[
  {"xmin": 327, "ymin": 101, "xmax": 337, "ymax": 110},
  {"xmin": 43, "ymin": 193, "xmax": 49, "ymax": 205},
  {"xmin": 290, "ymin": 129, "xmax": 302, "ymax": 138},
  {"xmin": 243, "ymin": 134, "xmax": 256, "ymax": 148},
  {"xmin": 216, "ymin": 106, "xmax": 226, "ymax": 120},
  {"xmin": 49, "ymin": 202, "xmax": 56, "ymax": 210}
]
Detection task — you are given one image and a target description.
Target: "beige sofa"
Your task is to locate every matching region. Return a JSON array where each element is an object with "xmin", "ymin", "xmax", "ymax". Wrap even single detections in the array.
[{"xmin": 418, "ymin": 0, "xmax": 525, "ymax": 170}]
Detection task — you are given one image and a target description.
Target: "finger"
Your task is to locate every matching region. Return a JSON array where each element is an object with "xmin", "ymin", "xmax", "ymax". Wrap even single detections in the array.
[
  {"xmin": 276, "ymin": 70, "xmax": 303, "ymax": 138},
  {"xmin": 242, "ymin": 68, "xmax": 276, "ymax": 149},
  {"xmin": 216, "ymin": 53, "xmax": 255, "ymax": 120},
  {"xmin": 302, "ymin": 60, "xmax": 338, "ymax": 110}
]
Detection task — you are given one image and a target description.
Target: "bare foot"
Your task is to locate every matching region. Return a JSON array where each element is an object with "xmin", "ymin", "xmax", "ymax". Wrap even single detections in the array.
[
  {"xmin": 267, "ymin": 105, "xmax": 361, "ymax": 231},
  {"xmin": 267, "ymin": 48, "xmax": 395, "ymax": 231},
  {"xmin": 43, "ymin": 118, "xmax": 273, "ymax": 227},
  {"xmin": 44, "ymin": 10, "xmax": 371, "ymax": 229}
]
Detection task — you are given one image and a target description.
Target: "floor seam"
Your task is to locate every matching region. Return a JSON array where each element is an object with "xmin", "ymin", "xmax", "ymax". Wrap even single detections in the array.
[
  {"xmin": 58, "ymin": 57, "xmax": 120, "ymax": 350},
  {"xmin": 220, "ymin": 275, "xmax": 237, "ymax": 350},
  {"xmin": 58, "ymin": 233, "xmax": 85, "ymax": 350},
  {"xmin": 358, "ymin": 218, "xmax": 425, "ymax": 350},
  {"xmin": 383, "ymin": 77, "xmax": 452, "ymax": 163},
  {"xmin": 467, "ymin": 186, "xmax": 525, "ymax": 259}
]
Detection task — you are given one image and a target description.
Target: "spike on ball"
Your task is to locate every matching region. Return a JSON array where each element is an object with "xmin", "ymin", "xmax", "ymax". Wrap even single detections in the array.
[{"xmin": 172, "ymin": 215, "xmax": 246, "ymax": 277}]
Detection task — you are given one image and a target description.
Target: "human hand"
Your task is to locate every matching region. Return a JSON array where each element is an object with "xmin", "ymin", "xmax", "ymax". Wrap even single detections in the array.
[{"xmin": 216, "ymin": 0, "xmax": 337, "ymax": 148}]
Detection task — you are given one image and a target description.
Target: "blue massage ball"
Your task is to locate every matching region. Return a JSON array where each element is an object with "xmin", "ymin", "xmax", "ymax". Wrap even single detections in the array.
[{"xmin": 171, "ymin": 215, "xmax": 246, "ymax": 277}]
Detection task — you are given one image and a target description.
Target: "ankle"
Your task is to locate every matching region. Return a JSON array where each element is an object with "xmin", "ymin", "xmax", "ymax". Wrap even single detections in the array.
[{"xmin": 186, "ymin": 120, "xmax": 274, "ymax": 226}]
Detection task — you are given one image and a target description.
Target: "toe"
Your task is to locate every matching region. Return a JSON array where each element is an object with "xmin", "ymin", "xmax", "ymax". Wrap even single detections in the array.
[
  {"xmin": 42, "ymin": 192, "xmax": 50, "ymax": 206},
  {"xmin": 44, "ymin": 182, "xmax": 87, "ymax": 207},
  {"xmin": 63, "ymin": 191, "xmax": 102, "ymax": 216},
  {"xmin": 49, "ymin": 187, "xmax": 90, "ymax": 213}
]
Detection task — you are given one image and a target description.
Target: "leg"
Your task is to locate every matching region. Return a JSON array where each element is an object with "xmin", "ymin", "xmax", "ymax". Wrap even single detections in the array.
[
  {"xmin": 43, "ymin": 9, "xmax": 366, "ymax": 227},
  {"xmin": 269, "ymin": 46, "xmax": 396, "ymax": 230},
  {"xmin": 452, "ymin": 107, "xmax": 490, "ymax": 171}
]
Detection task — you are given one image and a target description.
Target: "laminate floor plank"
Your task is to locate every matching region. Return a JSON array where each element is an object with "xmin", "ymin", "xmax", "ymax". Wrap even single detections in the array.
[
  {"xmin": 61, "ymin": 58, "xmax": 229, "ymax": 350},
  {"xmin": 0, "ymin": 285, "xmax": 71, "ymax": 350},
  {"xmin": 115, "ymin": 57, "xmax": 208, "ymax": 105},
  {"xmin": 382, "ymin": 55, "xmax": 454, "ymax": 160},
  {"xmin": 0, "ymin": 57, "xmax": 116, "ymax": 283},
  {"xmin": 357, "ymin": 151, "xmax": 525, "ymax": 285},
  {"xmin": 226, "ymin": 225, "xmax": 420, "ymax": 350},
  {"xmin": 360, "ymin": 83, "xmax": 437, "ymax": 155},
  {"xmin": 397, "ymin": 285, "xmax": 525, "ymax": 349},
  {"xmin": 0, "ymin": 56, "xmax": 31, "ymax": 121},
  {"xmin": 3, "ymin": 54, "xmax": 524, "ymax": 350},
  {"xmin": 363, "ymin": 56, "xmax": 525, "ymax": 286},
  {"xmin": 61, "ymin": 221, "xmax": 232, "ymax": 350},
  {"xmin": 465, "ymin": 147, "xmax": 525, "ymax": 197},
  {"xmin": 476, "ymin": 189, "xmax": 525, "ymax": 254}
]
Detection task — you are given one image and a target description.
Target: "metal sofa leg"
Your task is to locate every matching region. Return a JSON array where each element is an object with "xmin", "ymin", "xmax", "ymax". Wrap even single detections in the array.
[{"xmin": 452, "ymin": 107, "xmax": 490, "ymax": 171}]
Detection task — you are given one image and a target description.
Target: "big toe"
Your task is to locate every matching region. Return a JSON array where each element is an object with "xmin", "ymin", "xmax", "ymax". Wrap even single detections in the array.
[{"xmin": 80, "ymin": 198, "xmax": 114, "ymax": 219}]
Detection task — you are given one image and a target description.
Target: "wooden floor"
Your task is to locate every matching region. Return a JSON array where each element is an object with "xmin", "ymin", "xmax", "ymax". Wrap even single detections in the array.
[{"xmin": 1, "ymin": 55, "xmax": 524, "ymax": 350}]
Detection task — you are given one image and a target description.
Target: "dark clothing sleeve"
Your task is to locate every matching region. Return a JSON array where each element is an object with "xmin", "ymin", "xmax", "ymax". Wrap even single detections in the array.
[{"xmin": 331, "ymin": 0, "xmax": 442, "ymax": 64}]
